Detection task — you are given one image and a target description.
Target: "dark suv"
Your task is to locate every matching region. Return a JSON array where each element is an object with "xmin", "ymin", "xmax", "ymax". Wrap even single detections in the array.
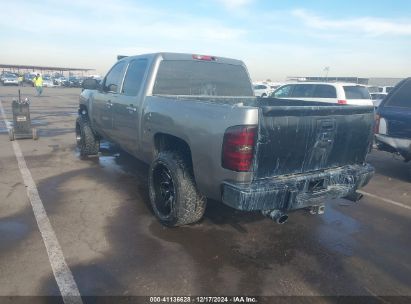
[{"xmin": 375, "ymin": 78, "xmax": 411, "ymax": 161}]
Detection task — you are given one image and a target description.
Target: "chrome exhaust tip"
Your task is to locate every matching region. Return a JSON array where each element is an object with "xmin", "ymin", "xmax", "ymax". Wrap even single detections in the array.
[
  {"xmin": 262, "ymin": 209, "xmax": 288, "ymax": 224},
  {"xmin": 309, "ymin": 204, "xmax": 325, "ymax": 215}
]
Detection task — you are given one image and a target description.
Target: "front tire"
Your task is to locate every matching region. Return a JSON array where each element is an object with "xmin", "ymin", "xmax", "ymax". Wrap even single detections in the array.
[
  {"xmin": 76, "ymin": 115, "xmax": 99, "ymax": 156},
  {"xmin": 149, "ymin": 151, "xmax": 206, "ymax": 227}
]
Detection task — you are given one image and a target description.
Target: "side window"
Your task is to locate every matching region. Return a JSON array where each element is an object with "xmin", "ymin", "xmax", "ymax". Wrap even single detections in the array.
[
  {"xmin": 386, "ymin": 86, "xmax": 394, "ymax": 93},
  {"xmin": 290, "ymin": 84, "xmax": 315, "ymax": 98},
  {"xmin": 103, "ymin": 61, "xmax": 126, "ymax": 93},
  {"xmin": 313, "ymin": 85, "xmax": 337, "ymax": 98},
  {"xmin": 122, "ymin": 59, "xmax": 148, "ymax": 96},
  {"xmin": 274, "ymin": 85, "xmax": 293, "ymax": 98},
  {"xmin": 385, "ymin": 79, "xmax": 411, "ymax": 108}
]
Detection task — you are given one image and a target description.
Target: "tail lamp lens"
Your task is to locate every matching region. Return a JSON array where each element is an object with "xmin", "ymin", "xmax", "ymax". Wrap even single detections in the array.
[
  {"xmin": 222, "ymin": 125, "xmax": 257, "ymax": 172},
  {"xmin": 374, "ymin": 114, "xmax": 380, "ymax": 134}
]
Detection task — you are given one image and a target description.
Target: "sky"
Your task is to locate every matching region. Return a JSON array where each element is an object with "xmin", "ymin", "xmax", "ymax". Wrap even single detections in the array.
[{"xmin": 0, "ymin": 0, "xmax": 410, "ymax": 81}]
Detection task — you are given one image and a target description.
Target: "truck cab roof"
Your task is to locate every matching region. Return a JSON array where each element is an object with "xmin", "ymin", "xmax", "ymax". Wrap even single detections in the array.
[{"xmin": 118, "ymin": 52, "xmax": 245, "ymax": 66}]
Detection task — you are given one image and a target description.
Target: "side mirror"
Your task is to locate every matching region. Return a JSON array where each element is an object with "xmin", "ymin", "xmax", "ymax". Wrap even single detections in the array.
[{"xmin": 82, "ymin": 78, "xmax": 98, "ymax": 90}]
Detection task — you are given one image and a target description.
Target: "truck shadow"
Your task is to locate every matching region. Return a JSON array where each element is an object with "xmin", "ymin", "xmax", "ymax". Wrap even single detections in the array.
[
  {"xmin": 98, "ymin": 141, "xmax": 266, "ymax": 231},
  {"xmin": 34, "ymin": 144, "xmax": 411, "ymax": 297}
]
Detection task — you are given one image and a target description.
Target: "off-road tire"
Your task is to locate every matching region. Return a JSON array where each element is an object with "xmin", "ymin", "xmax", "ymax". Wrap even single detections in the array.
[
  {"xmin": 149, "ymin": 151, "xmax": 206, "ymax": 227},
  {"xmin": 76, "ymin": 115, "xmax": 99, "ymax": 156}
]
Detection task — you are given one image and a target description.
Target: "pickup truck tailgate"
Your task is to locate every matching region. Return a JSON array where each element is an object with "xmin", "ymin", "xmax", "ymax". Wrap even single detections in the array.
[{"xmin": 253, "ymin": 101, "xmax": 374, "ymax": 179}]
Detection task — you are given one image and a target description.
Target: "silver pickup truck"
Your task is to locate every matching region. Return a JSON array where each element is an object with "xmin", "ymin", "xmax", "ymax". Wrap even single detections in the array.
[{"xmin": 77, "ymin": 52, "xmax": 374, "ymax": 227}]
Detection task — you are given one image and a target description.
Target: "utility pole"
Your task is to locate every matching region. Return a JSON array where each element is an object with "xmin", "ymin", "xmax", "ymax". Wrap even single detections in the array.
[{"xmin": 324, "ymin": 66, "xmax": 330, "ymax": 82}]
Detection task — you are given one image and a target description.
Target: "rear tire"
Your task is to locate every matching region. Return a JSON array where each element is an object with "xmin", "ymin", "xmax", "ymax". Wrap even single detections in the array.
[
  {"xmin": 76, "ymin": 115, "xmax": 99, "ymax": 156},
  {"xmin": 149, "ymin": 151, "xmax": 206, "ymax": 227}
]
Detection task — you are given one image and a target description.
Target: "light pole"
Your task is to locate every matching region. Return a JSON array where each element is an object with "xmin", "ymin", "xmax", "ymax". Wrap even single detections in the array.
[{"xmin": 324, "ymin": 66, "xmax": 330, "ymax": 82}]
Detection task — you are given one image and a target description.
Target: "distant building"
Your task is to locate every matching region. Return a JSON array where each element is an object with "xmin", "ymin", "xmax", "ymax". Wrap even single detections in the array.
[{"xmin": 367, "ymin": 78, "xmax": 404, "ymax": 86}]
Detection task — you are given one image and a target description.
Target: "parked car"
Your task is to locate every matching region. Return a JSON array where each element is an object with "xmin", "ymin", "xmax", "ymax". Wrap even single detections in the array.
[
  {"xmin": 53, "ymin": 77, "xmax": 66, "ymax": 86},
  {"xmin": 23, "ymin": 73, "xmax": 36, "ymax": 85},
  {"xmin": 370, "ymin": 92, "xmax": 387, "ymax": 107},
  {"xmin": 272, "ymin": 82, "xmax": 373, "ymax": 105},
  {"xmin": 63, "ymin": 76, "xmax": 82, "ymax": 87},
  {"xmin": 1, "ymin": 72, "xmax": 17, "ymax": 82},
  {"xmin": 375, "ymin": 77, "xmax": 411, "ymax": 162},
  {"xmin": 368, "ymin": 85, "xmax": 395, "ymax": 94},
  {"xmin": 77, "ymin": 52, "xmax": 374, "ymax": 227},
  {"xmin": 2, "ymin": 74, "xmax": 19, "ymax": 86},
  {"xmin": 41, "ymin": 76, "xmax": 54, "ymax": 87},
  {"xmin": 253, "ymin": 83, "xmax": 272, "ymax": 97}
]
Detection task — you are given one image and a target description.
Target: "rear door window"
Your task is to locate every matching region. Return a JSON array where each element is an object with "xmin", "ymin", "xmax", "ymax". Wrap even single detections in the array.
[
  {"xmin": 343, "ymin": 86, "xmax": 370, "ymax": 99},
  {"xmin": 385, "ymin": 79, "xmax": 411, "ymax": 108},
  {"xmin": 313, "ymin": 85, "xmax": 337, "ymax": 98},
  {"xmin": 290, "ymin": 84, "xmax": 315, "ymax": 98},
  {"xmin": 122, "ymin": 59, "xmax": 148, "ymax": 96}
]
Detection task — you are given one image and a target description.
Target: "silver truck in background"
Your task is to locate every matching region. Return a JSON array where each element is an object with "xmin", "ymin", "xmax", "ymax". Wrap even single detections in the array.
[{"xmin": 77, "ymin": 53, "xmax": 374, "ymax": 227}]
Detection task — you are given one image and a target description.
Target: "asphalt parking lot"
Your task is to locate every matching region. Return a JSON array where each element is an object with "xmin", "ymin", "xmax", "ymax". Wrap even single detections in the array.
[{"xmin": 0, "ymin": 86, "xmax": 410, "ymax": 300}]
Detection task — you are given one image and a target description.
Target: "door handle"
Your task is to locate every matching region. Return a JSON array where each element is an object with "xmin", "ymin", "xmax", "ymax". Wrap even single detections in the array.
[
  {"xmin": 106, "ymin": 101, "xmax": 113, "ymax": 108},
  {"xmin": 126, "ymin": 105, "xmax": 137, "ymax": 113}
]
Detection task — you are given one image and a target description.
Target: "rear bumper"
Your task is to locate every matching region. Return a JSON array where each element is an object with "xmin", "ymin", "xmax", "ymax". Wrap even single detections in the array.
[
  {"xmin": 222, "ymin": 164, "xmax": 374, "ymax": 211},
  {"xmin": 375, "ymin": 134, "xmax": 411, "ymax": 160}
]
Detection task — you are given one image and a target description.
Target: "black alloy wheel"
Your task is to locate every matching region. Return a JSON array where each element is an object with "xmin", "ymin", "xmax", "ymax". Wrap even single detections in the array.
[{"xmin": 152, "ymin": 163, "xmax": 175, "ymax": 217}]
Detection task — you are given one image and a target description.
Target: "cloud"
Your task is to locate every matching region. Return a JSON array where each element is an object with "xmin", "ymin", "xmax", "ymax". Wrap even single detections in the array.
[
  {"xmin": 0, "ymin": 0, "xmax": 248, "ymax": 73},
  {"xmin": 292, "ymin": 9, "xmax": 411, "ymax": 36},
  {"xmin": 0, "ymin": 0, "xmax": 246, "ymax": 42}
]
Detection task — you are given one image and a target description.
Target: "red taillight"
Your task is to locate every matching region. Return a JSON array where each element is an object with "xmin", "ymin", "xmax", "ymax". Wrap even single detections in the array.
[
  {"xmin": 222, "ymin": 125, "xmax": 257, "ymax": 172},
  {"xmin": 338, "ymin": 100, "xmax": 347, "ymax": 105},
  {"xmin": 374, "ymin": 114, "xmax": 380, "ymax": 134},
  {"xmin": 192, "ymin": 54, "xmax": 216, "ymax": 61}
]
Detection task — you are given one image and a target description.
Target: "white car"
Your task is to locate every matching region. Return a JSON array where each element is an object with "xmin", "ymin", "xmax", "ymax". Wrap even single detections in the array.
[
  {"xmin": 367, "ymin": 85, "xmax": 394, "ymax": 94},
  {"xmin": 272, "ymin": 82, "xmax": 373, "ymax": 106},
  {"xmin": 253, "ymin": 84, "xmax": 272, "ymax": 98},
  {"xmin": 42, "ymin": 77, "xmax": 54, "ymax": 87},
  {"xmin": 2, "ymin": 75, "xmax": 19, "ymax": 86},
  {"xmin": 53, "ymin": 77, "xmax": 66, "ymax": 86}
]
